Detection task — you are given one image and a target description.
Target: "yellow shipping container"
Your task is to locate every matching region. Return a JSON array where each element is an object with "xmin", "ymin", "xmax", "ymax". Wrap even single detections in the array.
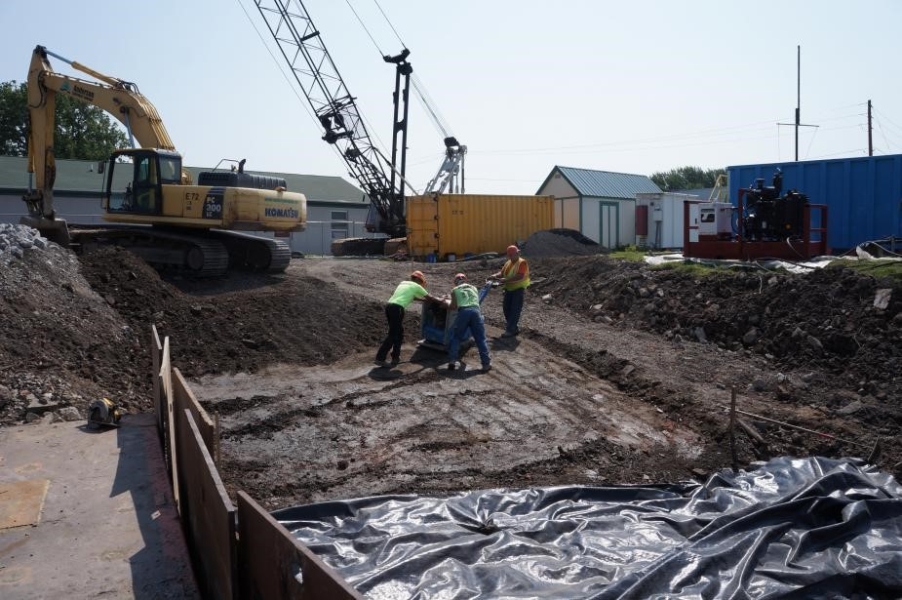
[{"xmin": 407, "ymin": 193, "xmax": 554, "ymax": 259}]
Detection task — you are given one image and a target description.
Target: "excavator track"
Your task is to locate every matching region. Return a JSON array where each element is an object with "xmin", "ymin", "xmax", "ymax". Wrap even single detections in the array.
[
  {"xmin": 208, "ymin": 230, "xmax": 292, "ymax": 273},
  {"xmin": 69, "ymin": 226, "xmax": 293, "ymax": 277},
  {"xmin": 70, "ymin": 226, "xmax": 230, "ymax": 278}
]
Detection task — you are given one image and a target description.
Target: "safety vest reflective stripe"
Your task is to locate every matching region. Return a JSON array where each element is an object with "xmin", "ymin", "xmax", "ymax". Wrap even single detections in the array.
[{"xmin": 502, "ymin": 259, "xmax": 530, "ymax": 291}]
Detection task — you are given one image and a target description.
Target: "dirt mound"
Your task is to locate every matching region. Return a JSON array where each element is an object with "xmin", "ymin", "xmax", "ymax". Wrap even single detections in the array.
[
  {"xmin": 520, "ymin": 229, "xmax": 604, "ymax": 258},
  {"xmin": 530, "ymin": 255, "xmax": 902, "ymax": 430},
  {"xmin": 79, "ymin": 249, "xmax": 389, "ymax": 379},
  {"xmin": 1, "ymin": 235, "xmax": 391, "ymax": 425},
  {"xmin": 0, "ymin": 227, "xmax": 145, "ymax": 424}
]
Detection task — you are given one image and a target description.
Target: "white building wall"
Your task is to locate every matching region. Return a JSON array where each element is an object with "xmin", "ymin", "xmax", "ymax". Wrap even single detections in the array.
[
  {"xmin": 580, "ymin": 197, "xmax": 635, "ymax": 249},
  {"xmin": 582, "ymin": 199, "xmax": 599, "ymax": 243},
  {"xmin": 635, "ymin": 192, "xmax": 698, "ymax": 249},
  {"xmin": 556, "ymin": 199, "xmax": 580, "ymax": 230}
]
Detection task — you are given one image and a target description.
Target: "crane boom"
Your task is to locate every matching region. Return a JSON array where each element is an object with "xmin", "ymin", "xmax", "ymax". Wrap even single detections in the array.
[{"xmin": 253, "ymin": 0, "xmax": 410, "ymax": 237}]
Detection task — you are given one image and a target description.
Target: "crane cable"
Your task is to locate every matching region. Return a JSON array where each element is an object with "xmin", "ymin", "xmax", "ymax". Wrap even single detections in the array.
[
  {"xmin": 369, "ymin": 0, "xmax": 453, "ymax": 136},
  {"xmin": 236, "ymin": 0, "xmax": 348, "ymax": 168},
  {"xmin": 345, "ymin": 0, "xmax": 455, "ymax": 140}
]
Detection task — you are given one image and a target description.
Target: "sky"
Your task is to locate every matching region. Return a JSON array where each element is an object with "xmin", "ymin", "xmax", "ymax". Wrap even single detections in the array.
[{"xmin": 2, "ymin": 0, "xmax": 901, "ymax": 196}]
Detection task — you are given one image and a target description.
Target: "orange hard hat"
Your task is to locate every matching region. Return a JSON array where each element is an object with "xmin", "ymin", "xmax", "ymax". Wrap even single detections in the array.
[
  {"xmin": 506, "ymin": 245, "xmax": 520, "ymax": 255},
  {"xmin": 454, "ymin": 272, "xmax": 467, "ymax": 282},
  {"xmin": 411, "ymin": 270, "xmax": 426, "ymax": 284}
]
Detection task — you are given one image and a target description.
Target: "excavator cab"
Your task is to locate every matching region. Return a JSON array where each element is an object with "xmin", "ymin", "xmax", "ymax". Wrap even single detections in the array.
[{"xmin": 103, "ymin": 149, "xmax": 180, "ymax": 215}]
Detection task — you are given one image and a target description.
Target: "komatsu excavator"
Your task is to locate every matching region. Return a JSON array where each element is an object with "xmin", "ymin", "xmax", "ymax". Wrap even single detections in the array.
[{"xmin": 23, "ymin": 45, "xmax": 307, "ymax": 276}]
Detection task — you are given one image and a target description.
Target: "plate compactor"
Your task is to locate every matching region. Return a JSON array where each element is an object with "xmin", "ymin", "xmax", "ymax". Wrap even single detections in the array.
[
  {"xmin": 419, "ymin": 281, "xmax": 496, "ymax": 352},
  {"xmin": 87, "ymin": 397, "xmax": 122, "ymax": 429}
]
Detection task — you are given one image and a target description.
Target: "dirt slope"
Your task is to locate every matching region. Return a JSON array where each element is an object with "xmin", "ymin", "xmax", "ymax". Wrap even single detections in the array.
[{"xmin": 2, "ymin": 232, "xmax": 900, "ymax": 512}]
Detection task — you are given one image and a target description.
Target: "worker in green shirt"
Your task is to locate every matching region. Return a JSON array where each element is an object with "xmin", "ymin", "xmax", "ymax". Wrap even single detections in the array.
[
  {"xmin": 376, "ymin": 271, "xmax": 443, "ymax": 368},
  {"xmin": 447, "ymin": 272, "xmax": 491, "ymax": 373}
]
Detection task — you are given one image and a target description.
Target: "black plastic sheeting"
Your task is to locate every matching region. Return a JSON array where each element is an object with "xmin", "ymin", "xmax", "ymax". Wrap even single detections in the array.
[{"xmin": 274, "ymin": 457, "xmax": 902, "ymax": 599}]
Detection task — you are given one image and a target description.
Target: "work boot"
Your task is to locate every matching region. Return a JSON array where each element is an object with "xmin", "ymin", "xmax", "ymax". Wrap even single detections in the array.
[
  {"xmin": 481, "ymin": 364, "xmax": 492, "ymax": 373},
  {"xmin": 374, "ymin": 359, "xmax": 390, "ymax": 368},
  {"xmin": 390, "ymin": 358, "xmax": 400, "ymax": 367},
  {"xmin": 447, "ymin": 361, "xmax": 458, "ymax": 371}
]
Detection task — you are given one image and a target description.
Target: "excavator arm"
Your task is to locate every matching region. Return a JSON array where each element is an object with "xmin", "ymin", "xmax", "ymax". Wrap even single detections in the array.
[{"xmin": 24, "ymin": 45, "xmax": 180, "ymax": 238}]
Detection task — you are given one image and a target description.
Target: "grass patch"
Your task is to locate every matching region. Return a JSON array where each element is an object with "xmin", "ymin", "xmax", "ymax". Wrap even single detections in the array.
[
  {"xmin": 609, "ymin": 247, "xmax": 646, "ymax": 262},
  {"xmin": 828, "ymin": 259, "xmax": 902, "ymax": 282},
  {"xmin": 648, "ymin": 260, "xmax": 722, "ymax": 276}
]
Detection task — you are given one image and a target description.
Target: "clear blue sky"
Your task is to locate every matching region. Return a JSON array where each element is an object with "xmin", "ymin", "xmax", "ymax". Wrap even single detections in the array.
[{"xmin": 2, "ymin": 0, "xmax": 901, "ymax": 195}]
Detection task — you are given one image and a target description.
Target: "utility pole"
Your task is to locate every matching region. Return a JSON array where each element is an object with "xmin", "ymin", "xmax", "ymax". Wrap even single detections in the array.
[
  {"xmin": 795, "ymin": 45, "xmax": 800, "ymax": 161},
  {"xmin": 868, "ymin": 99, "xmax": 873, "ymax": 156},
  {"xmin": 778, "ymin": 45, "xmax": 818, "ymax": 161}
]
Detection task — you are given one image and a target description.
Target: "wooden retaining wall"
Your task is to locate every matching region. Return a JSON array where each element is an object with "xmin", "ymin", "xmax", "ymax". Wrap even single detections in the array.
[{"xmin": 152, "ymin": 326, "xmax": 362, "ymax": 600}]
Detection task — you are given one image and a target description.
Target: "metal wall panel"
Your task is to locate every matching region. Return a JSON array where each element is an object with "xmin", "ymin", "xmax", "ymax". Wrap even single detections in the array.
[
  {"xmin": 728, "ymin": 154, "xmax": 902, "ymax": 250},
  {"xmin": 406, "ymin": 194, "xmax": 554, "ymax": 258}
]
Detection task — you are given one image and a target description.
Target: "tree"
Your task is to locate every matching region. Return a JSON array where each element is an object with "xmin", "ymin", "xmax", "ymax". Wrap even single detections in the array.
[
  {"xmin": 0, "ymin": 80, "xmax": 128, "ymax": 160},
  {"xmin": 651, "ymin": 166, "xmax": 725, "ymax": 191},
  {"xmin": 0, "ymin": 81, "xmax": 28, "ymax": 156}
]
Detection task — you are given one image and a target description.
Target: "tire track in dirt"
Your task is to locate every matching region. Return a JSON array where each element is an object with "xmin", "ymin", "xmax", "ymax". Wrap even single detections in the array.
[{"xmin": 195, "ymin": 334, "xmax": 701, "ymax": 507}]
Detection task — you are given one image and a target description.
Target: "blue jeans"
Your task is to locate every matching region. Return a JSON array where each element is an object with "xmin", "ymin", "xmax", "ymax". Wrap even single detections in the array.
[
  {"xmin": 502, "ymin": 288, "xmax": 525, "ymax": 334},
  {"xmin": 448, "ymin": 307, "xmax": 490, "ymax": 367}
]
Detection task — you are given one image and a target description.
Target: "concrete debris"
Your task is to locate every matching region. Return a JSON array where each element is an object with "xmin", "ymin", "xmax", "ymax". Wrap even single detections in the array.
[{"xmin": 874, "ymin": 289, "xmax": 892, "ymax": 310}]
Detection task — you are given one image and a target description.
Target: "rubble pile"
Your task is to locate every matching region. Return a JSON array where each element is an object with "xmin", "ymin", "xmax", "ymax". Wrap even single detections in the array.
[
  {"xmin": 0, "ymin": 223, "xmax": 49, "ymax": 260},
  {"xmin": 0, "ymin": 227, "xmax": 145, "ymax": 425}
]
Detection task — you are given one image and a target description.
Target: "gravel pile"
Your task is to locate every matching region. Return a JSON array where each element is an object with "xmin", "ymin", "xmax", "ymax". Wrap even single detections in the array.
[
  {"xmin": 521, "ymin": 229, "xmax": 605, "ymax": 258},
  {"xmin": 0, "ymin": 223, "xmax": 49, "ymax": 260}
]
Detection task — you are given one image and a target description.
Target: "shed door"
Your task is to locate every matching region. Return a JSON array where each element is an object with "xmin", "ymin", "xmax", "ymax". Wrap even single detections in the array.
[{"xmin": 598, "ymin": 201, "xmax": 620, "ymax": 248}]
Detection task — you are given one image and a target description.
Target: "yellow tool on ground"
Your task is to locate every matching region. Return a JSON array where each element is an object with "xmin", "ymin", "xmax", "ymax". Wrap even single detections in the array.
[{"xmin": 87, "ymin": 398, "xmax": 121, "ymax": 429}]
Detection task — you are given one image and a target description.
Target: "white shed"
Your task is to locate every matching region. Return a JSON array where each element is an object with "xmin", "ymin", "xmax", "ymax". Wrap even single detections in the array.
[{"xmin": 537, "ymin": 166, "xmax": 662, "ymax": 249}]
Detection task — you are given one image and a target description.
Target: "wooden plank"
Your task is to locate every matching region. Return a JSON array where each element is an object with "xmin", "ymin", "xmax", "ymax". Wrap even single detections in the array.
[
  {"xmin": 0, "ymin": 479, "xmax": 50, "ymax": 529},
  {"xmin": 178, "ymin": 410, "xmax": 237, "ymax": 600},
  {"xmin": 151, "ymin": 325, "xmax": 163, "ymax": 438},
  {"xmin": 161, "ymin": 337, "xmax": 179, "ymax": 513},
  {"xmin": 237, "ymin": 492, "xmax": 363, "ymax": 600},
  {"xmin": 173, "ymin": 368, "xmax": 217, "ymax": 463}
]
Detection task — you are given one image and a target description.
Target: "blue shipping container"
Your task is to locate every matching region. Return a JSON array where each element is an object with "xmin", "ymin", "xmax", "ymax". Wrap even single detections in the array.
[{"xmin": 727, "ymin": 154, "xmax": 902, "ymax": 251}]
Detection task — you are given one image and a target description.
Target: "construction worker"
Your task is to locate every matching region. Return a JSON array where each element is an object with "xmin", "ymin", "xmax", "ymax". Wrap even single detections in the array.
[
  {"xmin": 447, "ymin": 273, "xmax": 491, "ymax": 372},
  {"xmin": 375, "ymin": 271, "xmax": 443, "ymax": 368},
  {"xmin": 490, "ymin": 245, "xmax": 530, "ymax": 337}
]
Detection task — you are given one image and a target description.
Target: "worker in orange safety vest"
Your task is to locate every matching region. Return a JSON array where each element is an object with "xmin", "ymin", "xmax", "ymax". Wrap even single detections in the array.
[{"xmin": 489, "ymin": 245, "xmax": 530, "ymax": 337}]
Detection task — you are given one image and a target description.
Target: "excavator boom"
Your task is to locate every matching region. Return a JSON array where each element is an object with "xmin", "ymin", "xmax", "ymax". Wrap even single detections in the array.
[
  {"xmin": 22, "ymin": 44, "xmax": 307, "ymax": 276},
  {"xmin": 25, "ymin": 45, "xmax": 179, "ymax": 235}
]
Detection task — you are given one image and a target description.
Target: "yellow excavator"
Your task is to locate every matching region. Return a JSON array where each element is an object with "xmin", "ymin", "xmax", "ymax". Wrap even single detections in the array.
[{"xmin": 23, "ymin": 45, "xmax": 307, "ymax": 276}]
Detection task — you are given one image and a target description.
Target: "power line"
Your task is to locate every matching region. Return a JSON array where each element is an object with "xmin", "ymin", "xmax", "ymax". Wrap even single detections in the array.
[
  {"xmin": 873, "ymin": 118, "xmax": 902, "ymax": 153},
  {"xmin": 872, "ymin": 105, "xmax": 902, "ymax": 134},
  {"xmin": 807, "ymin": 148, "xmax": 868, "ymax": 160},
  {"xmin": 874, "ymin": 119, "xmax": 902, "ymax": 144}
]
